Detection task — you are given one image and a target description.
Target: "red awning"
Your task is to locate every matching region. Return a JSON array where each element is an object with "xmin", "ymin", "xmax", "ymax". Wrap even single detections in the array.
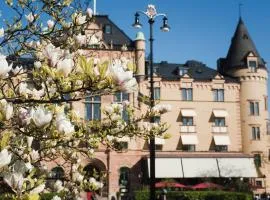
[
  {"xmin": 191, "ymin": 182, "xmax": 224, "ymax": 189},
  {"xmin": 155, "ymin": 181, "xmax": 186, "ymax": 188}
]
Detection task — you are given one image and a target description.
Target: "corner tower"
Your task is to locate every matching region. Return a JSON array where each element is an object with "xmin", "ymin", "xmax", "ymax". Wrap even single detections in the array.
[{"xmin": 218, "ymin": 18, "xmax": 269, "ymax": 194}]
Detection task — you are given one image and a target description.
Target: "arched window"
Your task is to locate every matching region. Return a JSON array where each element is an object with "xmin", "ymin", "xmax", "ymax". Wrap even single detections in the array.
[
  {"xmin": 50, "ymin": 166, "xmax": 65, "ymax": 180},
  {"xmin": 119, "ymin": 167, "xmax": 130, "ymax": 187}
]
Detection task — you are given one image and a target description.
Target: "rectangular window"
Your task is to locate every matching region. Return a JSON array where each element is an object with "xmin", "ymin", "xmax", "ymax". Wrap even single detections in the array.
[
  {"xmin": 154, "ymin": 87, "xmax": 160, "ymax": 100},
  {"xmin": 215, "ymin": 145, "xmax": 228, "ymax": 152},
  {"xmin": 249, "ymin": 60, "xmax": 257, "ymax": 72},
  {"xmin": 254, "ymin": 154, "xmax": 261, "ymax": 167},
  {"xmin": 214, "ymin": 117, "xmax": 225, "ymax": 127},
  {"xmin": 178, "ymin": 68, "xmax": 188, "ymax": 76},
  {"xmin": 256, "ymin": 180, "xmax": 263, "ymax": 188},
  {"xmin": 182, "ymin": 88, "xmax": 193, "ymax": 101},
  {"xmin": 182, "ymin": 117, "xmax": 193, "ymax": 126},
  {"xmin": 213, "ymin": 89, "xmax": 224, "ymax": 102},
  {"xmin": 268, "ymin": 149, "xmax": 270, "ymax": 161},
  {"xmin": 114, "ymin": 92, "xmax": 129, "ymax": 121},
  {"xmin": 250, "ymin": 102, "xmax": 259, "ymax": 116},
  {"xmin": 182, "ymin": 145, "xmax": 195, "ymax": 152},
  {"xmin": 252, "ymin": 127, "xmax": 260, "ymax": 140},
  {"xmin": 267, "ymin": 122, "xmax": 270, "ymax": 135},
  {"xmin": 104, "ymin": 24, "xmax": 112, "ymax": 34},
  {"xmin": 264, "ymin": 96, "xmax": 268, "ymax": 110},
  {"xmin": 85, "ymin": 96, "xmax": 101, "ymax": 120}
]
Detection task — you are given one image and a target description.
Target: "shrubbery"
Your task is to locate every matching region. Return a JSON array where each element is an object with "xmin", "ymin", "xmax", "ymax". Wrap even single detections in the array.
[{"xmin": 134, "ymin": 190, "xmax": 253, "ymax": 200}]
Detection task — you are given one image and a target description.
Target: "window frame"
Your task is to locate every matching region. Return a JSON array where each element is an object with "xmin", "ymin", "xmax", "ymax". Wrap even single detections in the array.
[
  {"xmin": 254, "ymin": 154, "xmax": 262, "ymax": 168},
  {"xmin": 213, "ymin": 89, "xmax": 224, "ymax": 102},
  {"xmin": 251, "ymin": 127, "xmax": 261, "ymax": 140},
  {"xmin": 181, "ymin": 88, "xmax": 193, "ymax": 101},
  {"xmin": 85, "ymin": 96, "xmax": 101, "ymax": 120},
  {"xmin": 214, "ymin": 117, "xmax": 226, "ymax": 127},
  {"xmin": 215, "ymin": 145, "xmax": 228, "ymax": 152},
  {"xmin": 113, "ymin": 92, "xmax": 129, "ymax": 122},
  {"xmin": 250, "ymin": 101, "xmax": 260, "ymax": 116},
  {"xmin": 248, "ymin": 60, "xmax": 257, "ymax": 72},
  {"xmin": 182, "ymin": 117, "xmax": 193, "ymax": 126},
  {"xmin": 153, "ymin": 87, "xmax": 160, "ymax": 100},
  {"xmin": 182, "ymin": 144, "xmax": 196, "ymax": 152},
  {"xmin": 104, "ymin": 24, "xmax": 112, "ymax": 34}
]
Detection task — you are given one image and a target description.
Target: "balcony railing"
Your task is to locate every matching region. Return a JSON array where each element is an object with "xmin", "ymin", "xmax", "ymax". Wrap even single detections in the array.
[
  {"xmin": 180, "ymin": 125, "xmax": 196, "ymax": 133},
  {"xmin": 212, "ymin": 126, "xmax": 227, "ymax": 133}
]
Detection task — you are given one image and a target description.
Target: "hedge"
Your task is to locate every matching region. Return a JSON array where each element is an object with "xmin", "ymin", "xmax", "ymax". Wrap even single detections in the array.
[
  {"xmin": 134, "ymin": 190, "xmax": 253, "ymax": 200},
  {"xmin": 0, "ymin": 193, "xmax": 63, "ymax": 200}
]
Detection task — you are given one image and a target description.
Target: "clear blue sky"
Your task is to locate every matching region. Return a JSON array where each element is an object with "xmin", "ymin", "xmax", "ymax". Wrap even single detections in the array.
[
  {"xmin": 1, "ymin": 0, "xmax": 269, "ymax": 68},
  {"xmin": 92, "ymin": 0, "xmax": 270, "ymax": 69}
]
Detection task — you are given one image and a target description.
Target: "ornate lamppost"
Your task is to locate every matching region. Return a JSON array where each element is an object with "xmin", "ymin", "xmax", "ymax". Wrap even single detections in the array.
[{"xmin": 133, "ymin": 5, "xmax": 170, "ymax": 200}]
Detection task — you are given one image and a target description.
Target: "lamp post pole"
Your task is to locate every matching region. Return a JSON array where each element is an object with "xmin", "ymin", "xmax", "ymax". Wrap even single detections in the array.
[
  {"xmin": 148, "ymin": 18, "xmax": 156, "ymax": 200},
  {"xmin": 133, "ymin": 5, "xmax": 170, "ymax": 200}
]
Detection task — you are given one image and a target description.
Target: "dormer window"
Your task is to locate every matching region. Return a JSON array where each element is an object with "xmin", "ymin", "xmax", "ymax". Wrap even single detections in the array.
[
  {"xmin": 178, "ymin": 67, "xmax": 188, "ymax": 76},
  {"xmin": 104, "ymin": 24, "xmax": 112, "ymax": 34},
  {"xmin": 248, "ymin": 60, "xmax": 257, "ymax": 72}
]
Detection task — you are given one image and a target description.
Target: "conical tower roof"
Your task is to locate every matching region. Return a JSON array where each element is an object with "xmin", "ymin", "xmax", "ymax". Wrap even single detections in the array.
[{"xmin": 223, "ymin": 18, "xmax": 265, "ymax": 70}]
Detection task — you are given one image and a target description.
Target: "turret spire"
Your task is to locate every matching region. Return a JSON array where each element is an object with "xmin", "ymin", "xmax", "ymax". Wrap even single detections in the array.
[{"xmin": 220, "ymin": 18, "xmax": 265, "ymax": 71}]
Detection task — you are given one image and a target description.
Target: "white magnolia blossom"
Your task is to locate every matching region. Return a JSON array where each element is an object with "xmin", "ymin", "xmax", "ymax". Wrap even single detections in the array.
[
  {"xmin": 27, "ymin": 136, "xmax": 34, "ymax": 147},
  {"xmin": 18, "ymin": 82, "xmax": 32, "ymax": 97},
  {"xmin": 89, "ymin": 177, "xmax": 104, "ymax": 189},
  {"xmin": 86, "ymin": 8, "xmax": 93, "ymax": 18},
  {"xmin": 106, "ymin": 135, "xmax": 115, "ymax": 141},
  {"xmin": 0, "ymin": 149, "xmax": 12, "ymax": 168},
  {"xmin": 32, "ymin": 87, "xmax": 45, "ymax": 99},
  {"xmin": 52, "ymin": 196, "xmax": 62, "ymax": 200},
  {"xmin": 0, "ymin": 27, "xmax": 4, "ymax": 38},
  {"xmin": 110, "ymin": 63, "xmax": 137, "ymax": 93},
  {"xmin": 74, "ymin": 34, "xmax": 86, "ymax": 46},
  {"xmin": 75, "ymin": 13, "xmax": 86, "ymax": 25},
  {"xmin": 56, "ymin": 113, "xmax": 75, "ymax": 138},
  {"xmin": 56, "ymin": 58, "xmax": 74, "ymax": 77},
  {"xmin": 25, "ymin": 162, "xmax": 33, "ymax": 172},
  {"xmin": 30, "ymin": 150, "xmax": 40, "ymax": 161},
  {"xmin": 53, "ymin": 180, "xmax": 64, "ymax": 192},
  {"xmin": 25, "ymin": 13, "xmax": 34, "ymax": 23},
  {"xmin": 42, "ymin": 43, "xmax": 63, "ymax": 67},
  {"xmin": 30, "ymin": 183, "xmax": 45, "ymax": 194},
  {"xmin": 121, "ymin": 78, "xmax": 137, "ymax": 93},
  {"xmin": 4, "ymin": 172, "xmax": 24, "ymax": 192},
  {"xmin": 34, "ymin": 61, "xmax": 42, "ymax": 69},
  {"xmin": 104, "ymin": 105, "xmax": 114, "ymax": 114},
  {"xmin": 0, "ymin": 99, "xmax": 13, "ymax": 120},
  {"xmin": 18, "ymin": 107, "xmax": 33, "ymax": 125},
  {"xmin": 47, "ymin": 19, "xmax": 55, "ymax": 29},
  {"xmin": 73, "ymin": 171, "xmax": 84, "ymax": 183},
  {"xmin": 152, "ymin": 104, "xmax": 172, "ymax": 114},
  {"xmin": 32, "ymin": 106, "xmax": 53, "ymax": 127},
  {"xmin": 0, "ymin": 54, "xmax": 12, "ymax": 78},
  {"xmin": 12, "ymin": 65, "xmax": 22, "ymax": 74}
]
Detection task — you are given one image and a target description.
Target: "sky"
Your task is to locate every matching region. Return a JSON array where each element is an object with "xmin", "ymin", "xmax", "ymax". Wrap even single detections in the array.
[
  {"xmin": 0, "ymin": 0, "xmax": 269, "ymax": 90},
  {"xmin": 1, "ymin": 0, "xmax": 270, "ymax": 69}
]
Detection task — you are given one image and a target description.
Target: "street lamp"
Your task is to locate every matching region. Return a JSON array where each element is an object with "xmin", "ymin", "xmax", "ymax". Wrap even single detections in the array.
[{"xmin": 133, "ymin": 4, "xmax": 170, "ymax": 200}]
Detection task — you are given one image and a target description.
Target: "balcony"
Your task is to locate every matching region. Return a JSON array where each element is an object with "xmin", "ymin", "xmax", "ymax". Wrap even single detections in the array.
[
  {"xmin": 212, "ymin": 126, "xmax": 227, "ymax": 133},
  {"xmin": 180, "ymin": 125, "xmax": 196, "ymax": 133}
]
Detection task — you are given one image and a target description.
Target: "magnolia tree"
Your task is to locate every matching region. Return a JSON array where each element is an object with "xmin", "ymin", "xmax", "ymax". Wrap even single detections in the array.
[{"xmin": 0, "ymin": 1, "xmax": 171, "ymax": 200}]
